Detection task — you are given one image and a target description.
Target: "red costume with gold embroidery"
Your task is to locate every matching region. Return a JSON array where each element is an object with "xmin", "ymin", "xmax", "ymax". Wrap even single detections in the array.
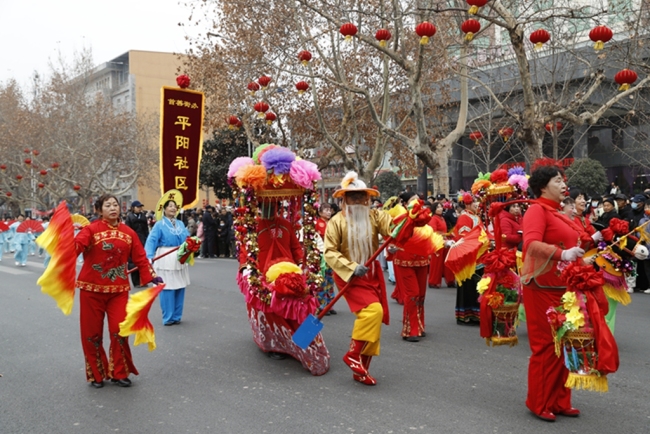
[
  {"xmin": 427, "ymin": 214, "xmax": 454, "ymax": 287},
  {"xmin": 393, "ymin": 248, "xmax": 428, "ymax": 339},
  {"xmin": 75, "ymin": 219, "xmax": 155, "ymax": 383}
]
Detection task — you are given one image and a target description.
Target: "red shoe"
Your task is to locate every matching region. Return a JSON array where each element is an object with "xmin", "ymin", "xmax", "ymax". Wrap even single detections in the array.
[
  {"xmin": 558, "ymin": 408, "xmax": 580, "ymax": 417},
  {"xmin": 534, "ymin": 411, "xmax": 556, "ymax": 422},
  {"xmin": 342, "ymin": 340, "xmax": 368, "ymax": 376},
  {"xmin": 353, "ymin": 373, "xmax": 377, "ymax": 385}
]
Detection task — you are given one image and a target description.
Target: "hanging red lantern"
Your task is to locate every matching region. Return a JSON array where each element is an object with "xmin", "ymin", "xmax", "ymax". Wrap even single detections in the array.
[
  {"xmin": 254, "ymin": 101, "xmax": 270, "ymax": 118},
  {"xmin": 32, "ymin": 150, "xmax": 39, "ymax": 156},
  {"xmin": 265, "ymin": 112, "xmax": 277, "ymax": 125},
  {"xmin": 415, "ymin": 22, "xmax": 437, "ymax": 45},
  {"xmin": 73, "ymin": 185, "xmax": 81, "ymax": 191},
  {"xmin": 461, "ymin": 19, "xmax": 481, "ymax": 41},
  {"xmin": 40, "ymin": 169, "xmax": 48, "ymax": 176},
  {"xmin": 235, "ymin": 119, "xmax": 243, "ymax": 129},
  {"xmin": 498, "ymin": 127, "xmax": 514, "ymax": 142},
  {"xmin": 545, "ymin": 121, "xmax": 563, "ymax": 133},
  {"xmin": 589, "ymin": 25, "xmax": 613, "ymax": 51},
  {"xmin": 228, "ymin": 115, "xmax": 241, "ymax": 130},
  {"xmin": 247, "ymin": 81, "xmax": 260, "ymax": 95},
  {"xmin": 469, "ymin": 131, "xmax": 484, "ymax": 144},
  {"xmin": 24, "ymin": 158, "xmax": 32, "ymax": 165},
  {"xmin": 258, "ymin": 75, "xmax": 272, "ymax": 89},
  {"xmin": 51, "ymin": 162, "xmax": 60, "ymax": 170},
  {"xmin": 16, "ymin": 174, "xmax": 23, "ymax": 181},
  {"xmin": 176, "ymin": 74, "xmax": 191, "ymax": 89},
  {"xmin": 467, "ymin": 0, "xmax": 488, "ymax": 15},
  {"xmin": 0, "ymin": 164, "xmax": 6, "ymax": 170},
  {"xmin": 298, "ymin": 50, "xmax": 312, "ymax": 66},
  {"xmin": 295, "ymin": 81, "xmax": 310, "ymax": 94},
  {"xmin": 340, "ymin": 23, "xmax": 358, "ymax": 41},
  {"xmin": 529, "ymin": 29, "xmax": 551, "ymax": 49},
  {"xmin": 5, "ymin": 192, "xmax": 11, "ymax": 197},
  {"xmin": 375, "ymin": 29, "xmax": 392, "ymax": 47},
  {"xmin": 37, "ymin": 182, "xmax": 45, "ymax": 189},
  {"xmin": 614, "ymin": 68, "xmax": 637, "ymax": 91}
]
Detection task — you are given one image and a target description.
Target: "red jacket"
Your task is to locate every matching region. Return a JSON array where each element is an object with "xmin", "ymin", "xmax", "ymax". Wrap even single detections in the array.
[
  {"xmin": 238, "ymin": 217, "xmax": 304, "ymax": 273},
  {"xmin": 75, "ymin": 220, "xmax": 155, "ymax": 293},
  {"xmin": 427, "ymin": 214, "xmax": 447, "ymax": 234},
  {"xmin": 498, "ymin": 210, "xmax": 522, "ymax": 249}
]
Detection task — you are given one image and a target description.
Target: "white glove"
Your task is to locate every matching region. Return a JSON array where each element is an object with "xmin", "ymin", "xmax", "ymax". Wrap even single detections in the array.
[
  {"xmin": 561, "ymin": 247, "xmax": 585, "ymax": 262},
  {"xmin": 387, "ymin": 245, "xmax": 398, "ymax": 254},
  {"xmin": 634, "ymin": 245, "xmax": 649, "ymax": 260},
  {"xmin": 444, "ymin": 240, "xmax": 455, "ymax": 248},
  {"xmin": 591, "ymin": 231, "xmax": 603, "ymax": 243},
  {"xmin": 353, "ymin": 265, "xmax": 369, "ymax": 277}
]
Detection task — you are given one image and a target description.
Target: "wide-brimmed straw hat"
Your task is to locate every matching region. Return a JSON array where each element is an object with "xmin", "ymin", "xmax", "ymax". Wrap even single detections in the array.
[
  {"xmin": 155, "ymin": 189, "xmax": 184, "ymax": 221},
  {"xmin": 332, "ymin": 171, "xmax": 380, "ymax": 198}
]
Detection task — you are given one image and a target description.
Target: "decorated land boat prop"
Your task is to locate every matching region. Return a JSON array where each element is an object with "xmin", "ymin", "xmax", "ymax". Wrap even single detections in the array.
[
  {"xmin": 228, "ymin": 144, "xmax": 330, "ymax": 375},
  {"xmin": 547, "ymin": 263, "xmax": 619, "ymax": 392}
]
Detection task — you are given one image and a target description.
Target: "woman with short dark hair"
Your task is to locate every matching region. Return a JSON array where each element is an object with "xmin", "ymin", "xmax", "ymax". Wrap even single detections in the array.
[{"xmin": 75, "ymin": 194, "xmax": 159, "ymax": 388}]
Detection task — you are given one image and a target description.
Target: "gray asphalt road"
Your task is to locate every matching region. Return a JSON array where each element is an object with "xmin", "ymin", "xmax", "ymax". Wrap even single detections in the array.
[{"xmin": 1, "ymin": 255, "xmax": 649, "ymax": 434}]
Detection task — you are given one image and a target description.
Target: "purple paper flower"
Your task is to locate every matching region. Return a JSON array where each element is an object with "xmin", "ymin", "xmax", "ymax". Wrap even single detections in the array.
[{"xmin": 260, "ymin": 147, "xmax": 295, "ymax": 174}]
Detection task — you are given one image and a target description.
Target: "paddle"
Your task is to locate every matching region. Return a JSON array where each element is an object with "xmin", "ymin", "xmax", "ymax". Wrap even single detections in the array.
[{"xmin": 292, "ymin": 237, "xmax": 393, "ymax": 350}]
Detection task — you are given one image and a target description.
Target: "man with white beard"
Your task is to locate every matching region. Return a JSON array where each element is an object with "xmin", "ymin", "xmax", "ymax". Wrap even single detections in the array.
[{"xmin": 324, "ymin": 172, "xmax": 393, "ymax": 386}]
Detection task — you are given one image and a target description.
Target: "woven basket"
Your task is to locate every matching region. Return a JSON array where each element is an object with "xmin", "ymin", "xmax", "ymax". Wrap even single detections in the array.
[{"xmin": 488, "ymin": 302, "xmax": 520, "ymax": 347}]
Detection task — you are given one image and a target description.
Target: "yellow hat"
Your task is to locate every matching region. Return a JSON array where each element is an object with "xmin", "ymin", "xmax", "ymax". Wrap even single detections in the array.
[
  {"xmin": 332, "ymin": 171, "xmax": 380, "ymax": 198},
  {"xmin": 155, "ymin": 189, "xmax": 184, "ymax": 221}
]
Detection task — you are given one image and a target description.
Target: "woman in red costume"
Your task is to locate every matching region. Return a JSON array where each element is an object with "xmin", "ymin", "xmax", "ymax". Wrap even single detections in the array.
[
  {"xmin": 570, "ymin": 189, "xmax": 596, "ymax": 236},
  {"xmin": 521, "ymin": 165, "xmax": 609, "ymax": 421},
  {"xmin": 428, "ymin": 202, "xmax": 454, "ymax": 288},
  {"xmin": 75, "ymin": 194, "xmax": 160, "ymax": 388},
  {"xmin": 498, "ymin": 203, "xmax": 523, "ymax": 250}
]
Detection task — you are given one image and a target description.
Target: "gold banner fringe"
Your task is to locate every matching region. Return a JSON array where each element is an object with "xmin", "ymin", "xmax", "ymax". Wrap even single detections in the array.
[
  {"xmin": 490, "ymin": 336, "xmax": 518, "ymax": 347},
  {"xmin": 565, "ymin": 373, "xmax": 608, "ymax": 393},
  {"xmin": 603, "ymin": 283, "xmax": 631, "ymax": 305}
]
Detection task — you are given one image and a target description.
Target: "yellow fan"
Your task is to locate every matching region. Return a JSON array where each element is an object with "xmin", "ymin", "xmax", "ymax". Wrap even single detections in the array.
[{"xmin": 71, "ymin": 214, "xmax": 90, "ymax": 228}]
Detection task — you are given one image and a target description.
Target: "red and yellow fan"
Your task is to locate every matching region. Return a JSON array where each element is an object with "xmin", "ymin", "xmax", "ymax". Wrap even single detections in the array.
[
  {"xmin": 17, "ymin": 220, "xmax": 45, "ymax": 233},
  {"xmin": 71, "ymin": 214, "xmax": 90, "ymax": 228},
  {"xmin": 445, "ymin": 226, "xmax": 489, "ymax": 284},
  {"xmin": 119, "ymin": 284, "xmax": 166, "ymax": 351},
  {"xmin": 0, "ymin": 221, "xmax": 9, "ymax": 232}
]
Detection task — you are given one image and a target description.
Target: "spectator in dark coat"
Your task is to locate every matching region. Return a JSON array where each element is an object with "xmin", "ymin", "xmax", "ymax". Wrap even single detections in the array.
[
  {"xmin": 202, "ymin": 206, "xmax": 217, "ymax": 258},
  {"xmin": 630, "ymin": 194, "xmax": 646, "ymax": 228},
  {"xmin": 596, "ymin": 198, "xmax": 618, "ymax": 228},
  {"xmin": 125, "ymin": 200, "xmax": 149, "ymax": 286},
  {"xmin": 615, "ymin": 193, "xmax": 634, "ymax": 225}
]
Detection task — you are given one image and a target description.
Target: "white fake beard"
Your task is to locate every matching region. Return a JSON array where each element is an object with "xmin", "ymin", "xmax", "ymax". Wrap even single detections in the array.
[{"xmin": 346, "ymin": 204, "xmax": 373, "ymax": 265}]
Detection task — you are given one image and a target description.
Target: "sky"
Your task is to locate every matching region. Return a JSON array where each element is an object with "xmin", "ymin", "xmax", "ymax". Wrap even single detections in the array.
[{"xmin": 0, "ymin": 0, "xmax": 204, "ymax": 89}]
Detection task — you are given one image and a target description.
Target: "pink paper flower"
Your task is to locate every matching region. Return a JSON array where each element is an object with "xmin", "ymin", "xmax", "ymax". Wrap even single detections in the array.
[
  {"xmin": 290, "ymin": 159, "xmax": 321, "ymax": 188},
  {"xmin": 228, "ymin": 157, "xmax": 254, "ymax": 179}
]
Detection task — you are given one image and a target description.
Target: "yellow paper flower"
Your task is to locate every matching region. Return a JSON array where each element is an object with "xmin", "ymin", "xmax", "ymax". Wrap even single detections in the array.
[
  {"xmin": 561, "ymin": 291, "xmax": 577, "ymax": 310},
  {"xmin": 477, "ymin": 276, "xmax": 491, "ymax": 294},
  {"xmin": 566, "ymin": 306, "xmax": 585, "ymax": 328}
]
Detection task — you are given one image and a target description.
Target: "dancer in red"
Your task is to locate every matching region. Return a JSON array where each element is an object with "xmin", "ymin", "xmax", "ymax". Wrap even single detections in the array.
[
  {"xmin": 75, "ymin": 194, "xmax": 159, "ymax": 388},
  {"xmin": 428, "ymin": 202, "xmax": 453, "ymax": 288}
]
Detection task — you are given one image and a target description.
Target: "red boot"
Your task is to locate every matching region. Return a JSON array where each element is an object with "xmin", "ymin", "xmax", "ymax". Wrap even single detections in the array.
[
  {"xmin": 353, "ymin": 354, "xmax": 377, "ymax": 386},
  {"xmin": 343, "ymin": 339, "xmax": 368, "ymax": 376}
]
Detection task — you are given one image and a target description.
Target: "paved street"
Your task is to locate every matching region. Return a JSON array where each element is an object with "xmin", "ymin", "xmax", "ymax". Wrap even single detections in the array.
[{"xmin": 1, "ymin": 255, "xmax": 649, "ymax": 434}]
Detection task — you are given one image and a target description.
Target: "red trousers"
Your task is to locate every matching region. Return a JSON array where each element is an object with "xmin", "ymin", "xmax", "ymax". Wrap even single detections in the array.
[
  {"xmin": 395, "ymin": 265, "xmax": 428, "ymax": 337},
  {"xmin": 79, "ymin": 290, "xmax": 138, "ymax": 382},
  {"xmin": 428, "ymin": 248, "xmax": 454, "ymax": 287},
  {"xmin": 523, "ymin": 284, "xmax": 572, "ymax": 415}
]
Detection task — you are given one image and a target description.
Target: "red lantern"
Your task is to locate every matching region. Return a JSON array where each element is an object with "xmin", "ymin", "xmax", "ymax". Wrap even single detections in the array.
[
  {"xmin": 545, "ymin": 121, "xmax": 563, "ymax": 133},
  {"xmin": 340, "ymin": 23, "xmax": 358, "ymax": 41},
  {"xmin": 32, "ymin": 150, "xmax": 39, "ymax": 156},
  {"xmin": 24, "ymin": 158, "xmax": 32, "ymax": 165},
  {"xmin": 40, "ymin": 170, "xmax": 47, "ymax": 176},
  {"xmin": 615, "ymin": 68, "xmax": 637, "ymax": 91},
  {"xmin": 176, "ymin": 74, "xmax": 190, "ymax": 89},
  {"xmin": 415, "ymin": 22, "xmax": 437, "ymax": 45},
  {"xmin": 254, "ymin": 101, "xmax": 270, "ymax": 118},
  {"xmin": 461, "ymin": 19, "xmax": 481, "ymax": 41},
  {"xmin": 247, "ymin": 81, "xmax": 260, "ymax": 95},
  {"xmin": 235, "ymin": 119, "xmax": 243, "ymax": 129},
  {"xmin": 258, "ymin": 75, "xmax": 272, "ymax": 89},
  {"xmin": 0, "ymin": 164, "xmax": 6, "ymax": 170},
  {"xmin": 298, "ymin": 50, "xmax": 312, "ymax": 66},
  {"xmin": 375, "ymin": 29, "xmax": 392, "ymax": 47},
  {"xmin": 16, "ymin": 174, "xmax": 23, "ymax": 181},
  {"xmin": 265, "ymin": 112, "xmax": 277, "ymax": 125},
  {"xmin": 51, "ymin": 162, "xmax": 60, "ymax": 170},
  {"xmin": 5, "ymin": 192, "xmax": 11, "ymax": 197},
  {"xmin": 228, "ymin": 115, "xmax": 241, "ymax": 130},
  {"xmin": 73, "ymin": 185, "xmax": 81, "ymax": 191},
  {"xmin": 469, "ymin": 131, "xmax": 484, "ymax": 144},
  {"xmin": 589, "ymin": 26, "xmax": 613, "ymax": 51},
  {"xmin": 498, "ymin": 127, "xmax": 514, "ymax": 142},
  {"xmin": 467, "ymin": 0, "xmax": 488, "ymax": 15},
  {"xmin": 37, "ymin": 182, "xmax": 45, "ymax": 189},
  {"xmin": 295, "ymin": 81, "xmax": 310, "ymax": 94},
  {"xmin": 529, "ymin": 29, "xmax": 550, "ymax": 49}
]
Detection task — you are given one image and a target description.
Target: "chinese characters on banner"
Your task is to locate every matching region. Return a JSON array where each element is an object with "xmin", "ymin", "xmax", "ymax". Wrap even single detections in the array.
[{"xmin": 159, "ymin": 87, "xmax": 205, "ymax": 208}]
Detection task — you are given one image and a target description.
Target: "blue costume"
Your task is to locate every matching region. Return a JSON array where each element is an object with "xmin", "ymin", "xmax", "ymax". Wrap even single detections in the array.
[
  {"xmin": 12, "ymin": 231, "xmax": 30, "ymax": 266},
  {"xmin": 145, "ymin": 216, "xmax": 190, "ymax": 325}
]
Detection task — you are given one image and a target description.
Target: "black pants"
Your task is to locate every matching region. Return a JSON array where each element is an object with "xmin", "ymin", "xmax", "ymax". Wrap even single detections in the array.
[{"xmin": 204, "ymin": 231, "xmax": 216, "ymax": 257}]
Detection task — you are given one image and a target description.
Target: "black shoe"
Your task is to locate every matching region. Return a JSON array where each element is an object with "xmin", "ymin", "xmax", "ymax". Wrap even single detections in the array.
[
  {"xmin": 402, "ymin": 336, "xmax": 419, "ymax": 342},
  {"xmin": 90, "ymin": 381, "xmax": 104, "ymax": 388},
  {"xmin": 324, "ymin": 311, "xmax": 331, "ymax": 316},
  {"xmin": 110, "ymin": 378, "xmax": 132, "ymax": 387},
  {"xmin": 164, "ymin": 322, "xmax": 174, "ymax": 326},
  {"xmin": 267, "ymin": 352, "xmax": 287, "ymax": 360},
  {"xmin": 329, "ymin": 309, "xmax": 337, "ymax": 315},
  {"xmin": 420, "ymin": 332, "xmax": 426, "ymax": 337}
]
